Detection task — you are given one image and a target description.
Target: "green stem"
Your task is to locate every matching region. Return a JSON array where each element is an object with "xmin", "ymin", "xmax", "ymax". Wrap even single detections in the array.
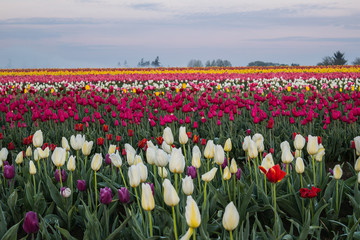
[
  {"xmin": 193, "ymin": 228, "xmax": 196, "ymax": 240},
  {"xmin": 230, "ymin": 230, "xmax": 233, "ymax": 240},
  {"xmin": 94, "ymin": 171, "xmax": 97, "ymax": 212},
  {"xmin": 134, "ymin": 187, "xmax": 144, "ymax": 224},
  {"xmin": 119, "ymin": 167, "xmax": 128, "ymax": 189},
  {"xmin": 33, "ymin": 175, "xmax": 36, "ymax": 194},
  {"xmin": 219, "ymin": 166, "xmax": 226, "ymax": 190},
  {"xmin": 253, "ymin": 159, "xmax": 258, "ymax": 194},
  {"xmin": 37, "ymin": 161, "xmax": 41, "ymax": 176},
  {"xmin": 172, "ymin": 206, "xmax": 178, "ymax": 240},
  {"xmin": 247, "ymin": 155, "xmax": 252, "ymax": 181},
  {"xmin": 58, "ymin": 167, "xmax": 63, "ymax": 188},
  {"xmin": 226, "ymin": 180, "xmax": 231, "ymax": 201},
  {"xmin": 43, "ymin": 159, "xmax": 47, "ymax": 177},
  {"xmin": 273, "ymin": 183, "xmax": 277, "ymax": 236},
  {"xmin": 70, "ymin": 172, "xmax": 73, "ymax": 205},
  {"xmin": 148, "ymin": 211, "xmax": 153, "ymax": 237},
  {"xmin": 320, "ymin": 161, "xmax": 322, "ymax": 185},
  {"xmin": 207, "ymin": 158, "xmax": 210, "ymax": 172},
  {"xmin": 286, "ymin": 163, "xmax": 291, "ymax": 193},
  {"xmin": 312, "ymin": 156, "xmax": 316, "ymax": 186},
  {"xmin": 77, "ymin": 151, "xmax": 80, "ymax": 170},
  {"xmin": 183, "ymin": 144, "xmax": 187, "ymax": 166},
  {"xmin": 336, "ymin": 180, "xmax": 339, "ymax": 215},
  {"xmin": 264, "ymin": 175, "xmax": 267, "ymax": 195},
  {"xmin": 233, "ymin": 175, "xmax": 236, "ymax": 202},
  {"xmin": 203, "ymin": 182, "xmax": 207, "ymax": 206},
  {"xmin": 153, "ymin": 165, "xmax": 157, "ymax": 191},
  {"xmin": 85, "ymin": 155, "xmax": 87, "ymax": 169},
  {"xmin": 175, "ymin": 173, "xmax": 178, "ymax": 193},
  {"xmin": 197, "ymin": 169, "xmax": 202, "ymax": 192}
]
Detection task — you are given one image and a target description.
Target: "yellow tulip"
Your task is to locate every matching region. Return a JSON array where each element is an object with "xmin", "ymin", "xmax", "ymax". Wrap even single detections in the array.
[
  {"xmin": 82, "ymin": 141, "xmax": 93, "ymax": 156},
  {"xmin": 91, "ymin": 153, "xmax": 102, "ymax": 171},
  {"xmin": 137, "ymin": 162, "xmax": 148, "ymax": 183},
  {"xmin": 128, "ymin": 165, "xmax": 141, "ymax": 187},
  {"xmin": 355, "ymin": 156, "xmax": 360, "ymax": 172},
  {"xmin": 62, "ymin": 137, "xmax": 70, "ymax": 151},
  {"xmin": 29, "ymin": 160, "xmax": 36, "ymax": 175},
  {"xmin": 307, "ymin": 135, "xmax": 319, "ymax": 155},
  {"xmin": 15, "ymin": 151, "xmax": 23, "ymax": 164},
  {"xmin": 26, "ymin": 146, "xmax": 32, "ymax": 157},
  {"xmin": 248, "ymin": 140, "xmax": 258, "ymax": 159},
  {"xmin": 224, "ymin": 138, "xmax": 232, "ymax": 152},
  {"xmin": 179, "ymin": 126, "xmax": 188, "ymax": 145},
  {"xmin": 51, "ymin": 147, "xmax": 66, "ymax": 167},
  {"xmin": 333, "ymin": 164, "xmax": 343, "ymax": 180},
  {"xmin": 169, "ymin": 148, "xmax": 185, "ymax": 174},
  {"xmin": 201, "ymin": 167, "xmax": 218, "ymax": 182},
  {"xmin": 108, "ymin": 144, "xmax": 116, "ymax": 154},
  {"xmin": 223, "ymin": 166, "xmax": 231, "ymax": 180},
  {"xmin": 204, "ymin": 140, "xmax": 214, "ymax": 159},
  {"xmin": 230, "ymin": 158, "xmax": 237, "ymax": 174},
  {"xmin": 163, "ymin": 179, "xmax": 180, "ymax": 206},
  {"xmin": 191, "ymin": 146, "xmax": 201, "ymax": 168},
  {"xmin": 185, "ymin": 196, "xmax": 201, "ymax": 228},
  {"xmin": 295, "ymin": 157, "xmax": 305, "ymax": 174},
  {"xmin": 67, "ymin": 155, "xmax": 76, "ymax": 171}
]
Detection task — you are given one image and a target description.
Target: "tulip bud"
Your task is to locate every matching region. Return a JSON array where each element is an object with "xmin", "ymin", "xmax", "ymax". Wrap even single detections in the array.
[
  {"xmin": 252, "ymin": 133, "xmax": 264, "ymax": 152},
  {"xmin": 242, "ymin": 136, "xmax": 251, "ymax": 152},
  {"xmin": 295, "ymin": 157, "xmax": 305, "ymax": 174},
  {"xmin": 137, "ymin": 162, "xmax": 148, "ymax": 183},
  {"xmin": 155, "ymin": 149, "xmax": 169, "ymax": 167},
  {"xmin": 100, "ymin": 187, "xmax": 113, "ymax": 205},
  {"xmin": 23, "ymin": 211, "xmax": 39, "ymax": 234},
  {"xmin": 307, "ymin": 135, "xmax": 319, "ymax": 155},
  {"xmin": 109, "ymin": 150, "xmax": 122, "ymax": 168},
  {"xmin": 60, "ymin": 187, "xmax": 71, "ymax": 198},
  {"xmin": 204, "ymin": 140, "xmax": 214, "ymax": 159},
  {"xmin": 169, "ymin": 148, "xmax": 185, "ymax": 174},
  {"xmin": 91, "ymin": 153, "xmax": 102, "ymax": 171},
  {"xmin": 230, "ymin": 158, "xmax": 237, "ymax": 174},
  {"xmin": 77, "ymin": 180, "xmax": 86, "ymax": 192},
  {"xmin": 146, "ymin": 147, "xmax": 156, "ymax": 165},
  {"xmin": 158, "ymin": 166, "xmax": 168, "ymax": 178},
  {"xmin": 179, "ymin": 126, "xmax": 188, "ymax": 145},
  {"xmin": 147, "ymin": 140, "xmax": 155, "ymax": 149},
  {"xmin": 248, "ymin": 140, "xmax": 258, "ymax": 159},
  {"xmin": 182, "ymin": 176, "xmax": 194, "ymax": 195},
  {"xmin": 261, "ymin": 153, "xmax": 275, "ymax": 171},
  {"xmin": 280, "ymin": 141, "xmax": 290, "ymax": 152},
  {"xmin": 70, "ymin": 134, "xmax": 85, "ymax": 151},
  {"xmin": 29, "ymin": 160, "xmax": 36, "ymax": 175},
  {"xmin": 333, "ymin": 164, "xmax": 343, "ymax": 180},
  {"xmin": 223, "ymin": 166, "xmax": 231, "ymax": 180},
  {"xmin": 161, "ymin": 141, "xmax": 172, "ymax": 154},
  {"xmin": 294, "ymin": 134, "xmax": 306, "ymax": 150},
  {"xmin": 43, "ymin": 147, "xmax": 49, "ymax": 158},
  {"xmin": 108, "ymin": 144, "xmax": 116, "ymax": 154},
  {"xmin": 295, "ymin": 149, "xmax": 301, "ymax": 158},
  {"xmin": 125, "ymin": 144, "xmax": 136, "ymax": 165},
  {"xmin": 141, "ymin": 183, "xmax": 155, "ymax": 211},
  {"xmin": 224, "ymin": 138, "xmax": 232, "ymax": 152},
  {"xmin": 185, "ymin": 196, "xmax": 201, "ymax": 228},
  {"xmin": 201, "ymin": 167, "xmax": 218, "ymax": 182},
  {"xmin": 315, "ymin": 145, "xmax": 325, "ymax": 162},
  {"xmin": 26, "ymin": 146, "xmax": 32, "ymax": 157},
  {"xmin": 355, "ymin": 136, "xmax": 360, "ymax": 156},
  {"xmin": 0, "ymin": 148, "xmax": 8, "ymax": 162},
  {"xmin": 222, "ymin": 202, "xmax": 240, "ymax": 231},
  {"xmin": 33, "ymin": 130, "xmax": 43, "ymax": 148},
  {"xmin": 133, "ymin": 155, "xmax": 143, "ymax": 165},
  {"xmin": 192, "ymin": 145, "xmax": 201, "ymax": 168},
  {"xmin": 82, "ymin": 141, "xmax": 93, "ymax": 156},
  {"xmin": 51, "ymin": 147, "xmax": 66, "ymax": 167},
  {"xmin": 187, "ymin": 166, "xmax": 197, "ymax": 179},
  {"xmin": 128, "ymin": 165, "xmax": 141, "ymax": 187},
  {"xmin": 163, "ymin": 127, "xmax": 174, "ymax": 146},
  {"xmin": 67, "ymin": 155, "xmax": 76, "ymax": 171},
  {"xmin": 163, "ymin": 179, "xmax": 180, "ymax": 206},
  {"xmin": 355, "ymin": 156, "xmax": 360, "ymax": 172},
  {"xmin": 281, "ymin": 149, "xmax": 293, "ymax": 164},
  {"xmin": 214, "ymin": 145, "xmax": 225, "ymax": 165},
  {"xmin": 15, "ymin": 151, "xmax": 24, "ymax": 164},
  {"xmin": 33, "ymin": 149, "xmax": 40, "ymax": 162},
  {"xmin": 62, "ymin": 137, "xmax": 70, "ymax": 151},
  {"xmin": 118, "ymin": 187, "xmax": 130, "ymax": 203},
  {"xmin": 4, "ymin": 165, "xmax": 15, "ymax": 179}
]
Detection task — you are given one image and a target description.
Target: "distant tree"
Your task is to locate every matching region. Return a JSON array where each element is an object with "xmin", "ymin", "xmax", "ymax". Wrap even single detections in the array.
[
  {"xmin": 138, "ymin": 58, "xmax": 150, "ymax": 67},
  {"xmin": 151, "ymin": 56, "xmax": 161, "ymax": 67},
  {"xmin": 117, "ymin": 62, "xmax": 121, "ymax": 67},
  {"xmin": 353, "ymin": 58, "xmax": 360, "ymax": 65},
  {"xmin": 291, "ymin": 63, "xmax": 300, "ymax": 66},
  {"xmin": 317, "ymin": 56, "xmax": 333, "ymax": 66},
  {"xmin": 187, "ymin": 59, "xmax": 203, "ymax": 67},
  {"xmin": 205, "ymin": 60, "xmax": 211, "ymax": 67},
  {"xmin": 332, "ymin": 51, "xmax": 347, "ymax": 65},
  {"xmin": 123, "ymin": 60, "xmax": 128, "ymax": 67},
  {"xmin": 223, "ymin": 60, "xmax": 232, "ymax": 67},
  {"xmin": 247, "ymin": 61, "xmax": 285, "ymax": 67}
]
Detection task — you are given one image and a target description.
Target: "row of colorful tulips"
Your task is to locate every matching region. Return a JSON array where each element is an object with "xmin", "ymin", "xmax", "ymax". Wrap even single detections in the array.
[{"xmin": 1, "ymin": 127, "xmax": 360, "ymax": 239}]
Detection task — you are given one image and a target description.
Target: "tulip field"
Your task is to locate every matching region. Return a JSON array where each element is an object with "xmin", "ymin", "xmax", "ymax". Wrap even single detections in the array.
[{"xmin": 1, "ymin": 65, "xmax": 360, "ymax": 239}]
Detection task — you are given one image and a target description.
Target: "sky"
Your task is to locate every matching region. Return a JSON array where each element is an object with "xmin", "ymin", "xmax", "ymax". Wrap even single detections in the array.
[{"xmin": 0, "ymin": 0, "xmax": 360, "ymax": 68}]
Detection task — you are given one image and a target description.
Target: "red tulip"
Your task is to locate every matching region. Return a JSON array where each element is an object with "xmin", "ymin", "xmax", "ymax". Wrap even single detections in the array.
[
  {"xmin": 97, "ymin": 137, "xmax": 105, "ymax": 146},
  {"xmin": 103, "ymin": 124, "xmax": 109, "ymax": 132},
  {"xmin": 156, "ymin": 136, "xmax": 164, "ymax": 145},
  {"xmin": 259, "ymin": 164, "xmax": 286, "ymax": 183},
  {"xmin": 128, "ymin": 129, "xmax": 133, "ymax": 137},
  {"xmin": 75, "ymin": 123, "xmax": 83, "ymax": 131},
  {"xmin": 300, "ymin": 187, "xmax": 321, "ymax": 198}
]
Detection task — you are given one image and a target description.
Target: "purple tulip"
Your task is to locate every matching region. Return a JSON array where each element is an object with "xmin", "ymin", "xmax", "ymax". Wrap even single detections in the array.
[
  {"xmin": 221, "ymin": 157, "xmax": 228, "ymax": 169},
  {"xmin": 118, "ymin": 187, "xmax": 130, "ymax": 203},
  {"xmin": 236, "ymin": 168, "xmax": 242, "ymax": 180},
  {"xmin": 77, "ymin": 180, "xmax": 86, "ymax": 192},
  {"xmin": 55, "ymin": 169, "xmax": 67, "ymax": 183},
  {"xmin": 23, "ymin": 211, "xmax": 39, "ymax": 234},
  {"xmin": 4, "ymin": 164, "xmax": 15, "ymax": 179},
  {"xmin": 100, "ymin": 187, "xmax": 113, "ymax": 205},
  {"xmin": 105, "ymin": 154, "xmax": 111, "ymax": 165},
  {"xmin": 329, "ymin": 168, "xmax": 334, "ymax": 176},
  {"xmin": 187, "ymin": 166, "xmax": 197, "ymax": 179}
]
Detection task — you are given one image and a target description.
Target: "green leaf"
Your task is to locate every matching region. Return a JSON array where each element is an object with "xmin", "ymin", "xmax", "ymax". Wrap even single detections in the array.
[
  {"xmin": 1, "ymin": 221, "xmax": 20, "ymax": 240},
  {"xmin": 57, "ymin": 226, "xmax": 78, "ymax": 240},
  {"xmin": 105, "ymin": 216, "xmax": 131, "ymax": 240}
]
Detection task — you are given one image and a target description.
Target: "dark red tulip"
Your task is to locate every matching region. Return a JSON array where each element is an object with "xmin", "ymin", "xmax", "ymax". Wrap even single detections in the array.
[{"xmin": 23, "ymin": 211, "xmax": 39, "ymax": 234}]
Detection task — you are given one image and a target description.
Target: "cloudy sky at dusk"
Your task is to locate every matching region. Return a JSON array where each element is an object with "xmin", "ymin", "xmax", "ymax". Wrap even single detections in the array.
[{"xmin": 1, "ymin": 0, "xmax": 360, "ymax": 68}]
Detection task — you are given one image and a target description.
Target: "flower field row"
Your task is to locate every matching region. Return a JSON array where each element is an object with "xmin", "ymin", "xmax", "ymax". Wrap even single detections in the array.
[{"xmin": 0, "ymin": 66, "xmax": 360, "ymax": 239}]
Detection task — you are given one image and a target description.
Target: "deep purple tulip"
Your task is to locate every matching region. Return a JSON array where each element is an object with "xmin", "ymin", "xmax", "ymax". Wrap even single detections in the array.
[
  {"xmin": 100, "ymin": 187, "xmax": 113, "ymax": 205},
  {"xmin": 221, "ymin": 157, "xmax": 228, "ymax": 169},
  {"xmin": 23, "ymin": 211, "xmax": 39, "ymax": 234},
  {"xmin": 329, "ymin": 168, "xmax": 334, "ymax": 176},
  {"xmin": 4, "ymin": 164, "xmax": 15, "ymax": 179},
  {"xmin": 105, "ymin": 153, "xmax": 111, "ymax": 165},
  {"xmin": 77, "ymin": 180, "xmax": 86, "ymax": 192},
  {"xmin": 55, "ymin": 169, "xmax": 67, "ymax": 183},
  {"xmin": 187, "ymin": 166, "xmax": 197, "ymax": 179},
  {"xmin": 118, "ymin": 187, "xmax": 130, "ymax": 203},
  {"xmin": 236, "ymin": 168, "xmax": 242, "ymax": 180},
  {"xmin": 3, "ymin": 161, "xmax": 9, "ymax": 166}
]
